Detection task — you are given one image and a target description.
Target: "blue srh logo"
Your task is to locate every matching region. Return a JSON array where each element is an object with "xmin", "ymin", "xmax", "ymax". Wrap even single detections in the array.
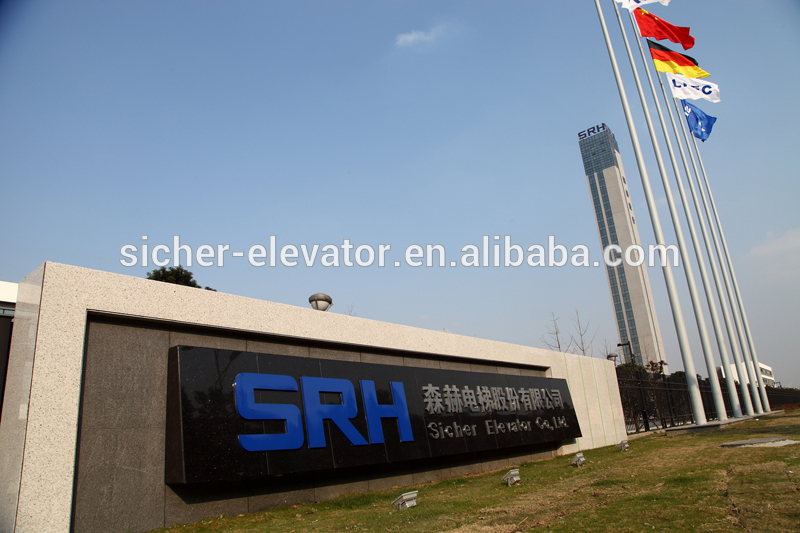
[
  {"xmin": 233, "ymin": 373, "xmax": 414, "ymax": 451},
  {"xmin": 578, "ymin": 123, "xmax": 607, "ymax": 140}
]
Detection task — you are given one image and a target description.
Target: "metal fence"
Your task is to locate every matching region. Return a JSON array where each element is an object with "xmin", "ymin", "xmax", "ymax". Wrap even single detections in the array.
[
  {"xmin": 767, "ymin": 387, "xmax": 800, "ymax": 409},
  {"xmin": 616, "ymin": 367, "xmax": 694, "ymax": 433},
  {"xmin": 617, "ymin": 365, "xmax": 800, "ymax": 434}
]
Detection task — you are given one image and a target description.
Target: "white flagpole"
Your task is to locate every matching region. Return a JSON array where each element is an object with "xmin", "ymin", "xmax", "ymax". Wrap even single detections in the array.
[
  {"xmin": 624, "ymin": 10, "xmax": 728, "ymax": 421},
  {"xmin": 737, "ymin": 299, "xmax": 771, "ymax": 410},
  {"xmin": 594, "ymin": 0, "xmax": 706, "ymax": 425},
  {"xmin": 661, "ymin": 92, "xmax": 744, "ymax": 417},
  {"xmin": 673, "ymin": 97, "xmax": 753, "ymax": 415},
  {"xmin": 691, "ymin": 137, "xmax": 770, "ymax": 412}
]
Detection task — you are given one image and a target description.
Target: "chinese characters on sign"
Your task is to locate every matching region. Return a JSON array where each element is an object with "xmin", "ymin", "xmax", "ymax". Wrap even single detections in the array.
[
  {"xmin": 421, "ymin": 383, "xmax": 564, "ymax": 415},
  {"xmin": 421, "ymin": 383, "xmax": 570, "ymax": 441}
]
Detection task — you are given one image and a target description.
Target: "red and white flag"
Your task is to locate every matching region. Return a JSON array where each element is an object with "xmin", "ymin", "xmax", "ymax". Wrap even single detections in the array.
[{"xmin": 616, "ymin": 0, "xmax": 670, "ymax": 10}]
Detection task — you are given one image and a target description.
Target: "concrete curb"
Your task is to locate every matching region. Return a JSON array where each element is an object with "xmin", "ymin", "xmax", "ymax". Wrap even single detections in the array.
[{"xmin": 664, "ymin": 409, "xmax": 785, "ymax": 436}]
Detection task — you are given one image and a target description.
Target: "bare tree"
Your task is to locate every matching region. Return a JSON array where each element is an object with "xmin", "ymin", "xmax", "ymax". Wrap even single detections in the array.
[
  {"xmin": 540, "ymin": 312, "xmax": 573, "ymax": 354},
  {"xmin": 601, "ymin": 338, "xmax": 620, "ymax": 362},
  {"xmin": 344, "ymin": 304, "xmax": 357, "ymax": 317},
  {"xmin": 570, "ymin": 309, "xmax": 598, "ymax": 357}
]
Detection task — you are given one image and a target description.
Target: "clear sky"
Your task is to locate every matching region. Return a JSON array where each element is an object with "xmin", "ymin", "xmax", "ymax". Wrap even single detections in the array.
[{"xmin": 1, "ymin": 1, "xmax": 798, "ymax": 387}]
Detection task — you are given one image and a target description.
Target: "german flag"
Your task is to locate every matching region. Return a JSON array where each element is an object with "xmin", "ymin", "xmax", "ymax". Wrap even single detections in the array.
[{"xmin": 647, "ymin": 40, "xmax": 709, "ymax": 78}]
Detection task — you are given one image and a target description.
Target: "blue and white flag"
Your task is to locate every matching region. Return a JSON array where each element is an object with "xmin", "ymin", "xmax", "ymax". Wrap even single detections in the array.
[
  {"xmin": 616, "ymin": 0, "xmax": 670, "ymax": 10},
  {"xmin": 682, "ymin": 100, "xmax": 717, "ymax": 142},
  {"xmin": 667, "ymin": 73, "xmax": 720, "ymax": 103}
]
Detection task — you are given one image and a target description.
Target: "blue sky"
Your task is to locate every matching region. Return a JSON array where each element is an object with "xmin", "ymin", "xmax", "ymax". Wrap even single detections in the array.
[{"xmin": 1, "ymin": 1, "xmax": 799, "ymax": 387}]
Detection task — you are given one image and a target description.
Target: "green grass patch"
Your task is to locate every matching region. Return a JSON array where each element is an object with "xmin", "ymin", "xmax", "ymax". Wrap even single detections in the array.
[{"xmin": 149, "ymin": 412, "xmax": 800, "ymax": 533}]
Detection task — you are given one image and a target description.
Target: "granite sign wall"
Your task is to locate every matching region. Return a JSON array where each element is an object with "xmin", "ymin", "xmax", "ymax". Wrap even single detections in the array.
[
  {"xmin": 166, "ymin": 346, "xmax": 582, "ymax": 484},
  {"xmin": 0, "ymin": 263, "xmax": 625, "ymax": 533}
]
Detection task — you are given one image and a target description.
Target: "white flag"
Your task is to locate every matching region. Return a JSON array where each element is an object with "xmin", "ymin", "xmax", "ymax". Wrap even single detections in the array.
[
  {"xmin": 666, "ymin": 73, "xmax": 721, "ymax": 103},
  {"xmin": 616, "ymin": 0, "xmax": 670, "ymax": 10}
]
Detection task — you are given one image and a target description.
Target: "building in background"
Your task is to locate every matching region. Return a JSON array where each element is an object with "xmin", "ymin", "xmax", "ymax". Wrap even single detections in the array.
[
  {"xmin": 0, "ymin": 281, "xmax": 17, "ymax": 422},
  {"xmin": 717, "ymin": 362, "xmax": 776, "ymax": 388},
  {"xmin": 578, "ymin": 124, "xmax": 667, "ymax": 369}
]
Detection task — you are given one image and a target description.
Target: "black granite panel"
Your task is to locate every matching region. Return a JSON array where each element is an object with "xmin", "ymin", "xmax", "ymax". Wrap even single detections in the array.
[
  {"xmin": 167, "ymin": 346, "xmax": 581, "ymax": 484},
  {"xmin": 80, "ymin": 321, "xmax": 170, "ymax": 430},
  {"xmin": 73, "ymin": 428, "xmax": 165, "ymax": 533},
  {"xmin": 169, "ymin": 347, "xmax": 266, "ymax": 483},
  {"xmin": 165, "ymin": 347, "xmax": 184, "ymax": 485},
  {"xmin": 74, "ymin": 320, "xmax": 171, "ymax": 533}
]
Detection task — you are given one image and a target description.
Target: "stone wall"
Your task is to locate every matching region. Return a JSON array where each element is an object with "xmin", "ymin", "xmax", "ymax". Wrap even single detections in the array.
[{"xmin": 0, "ymin": 262, "xmax": 625, "ymax": 533}]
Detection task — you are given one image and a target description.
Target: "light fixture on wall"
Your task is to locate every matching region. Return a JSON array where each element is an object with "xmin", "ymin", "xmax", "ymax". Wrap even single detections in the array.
[{"xmin": 308, "ymin": 293, "xmax": 333, "ymax": 311}]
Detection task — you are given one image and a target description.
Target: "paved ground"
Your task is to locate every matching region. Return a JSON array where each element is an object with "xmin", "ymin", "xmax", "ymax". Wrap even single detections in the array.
[{"xmin": 720, "ymin": 437, "xmax": 788, "ymax": 447}]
